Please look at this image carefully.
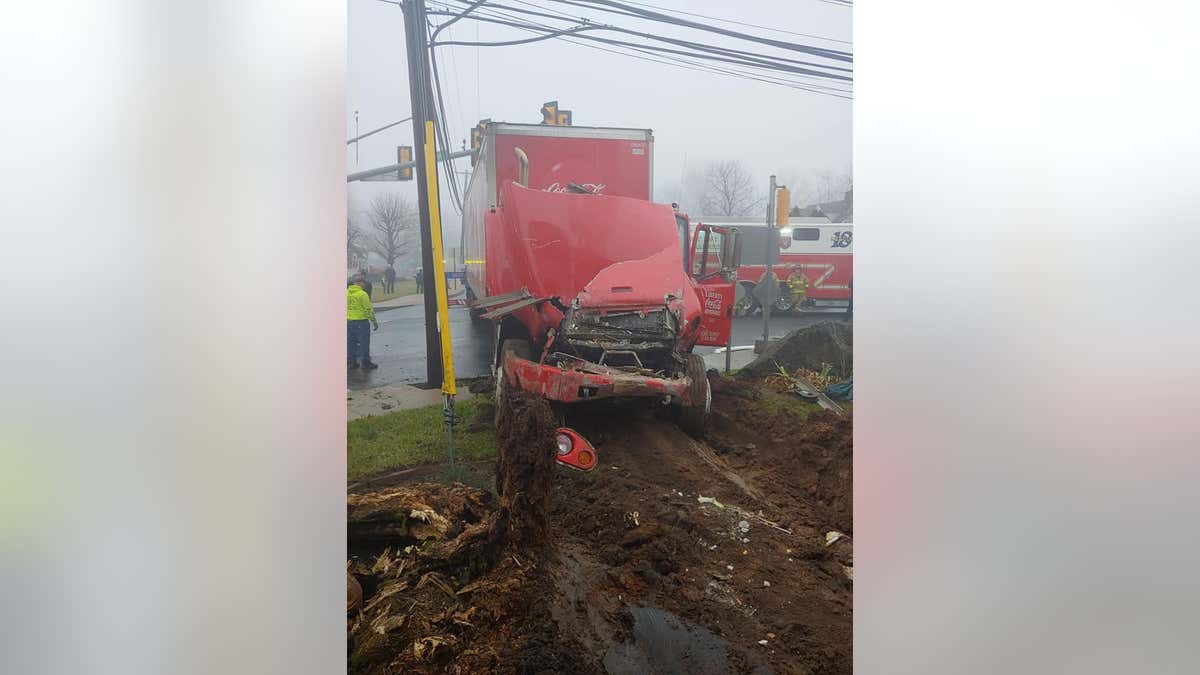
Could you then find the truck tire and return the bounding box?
[739,281,761,316]
[678,353,711,438]
[494,338,532,427]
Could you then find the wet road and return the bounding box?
[347,304,494,390]
[349,304,850,389]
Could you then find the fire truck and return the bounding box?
[694,218,853,315]
[461,121,742,466]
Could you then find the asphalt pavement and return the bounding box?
[349,305,850,390]
[347,304,494,391]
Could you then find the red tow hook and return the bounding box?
[554,427,597,471]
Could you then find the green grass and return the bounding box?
[347,397,496,481]
[759,389,826,420]
[367,278,418,303]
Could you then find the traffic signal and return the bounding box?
[397,145,413,181]
[469,119,490,166]
[540,100,558,125]
[540,101,572,126]
[775,186,791,227]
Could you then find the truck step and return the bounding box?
[480,296,546,320]
[470,287,532,309]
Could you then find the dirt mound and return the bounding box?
[348,374,852,674]
[740,321,852,379]
[708,384,854,535]
[543,391,853,675]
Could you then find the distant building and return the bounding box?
[795,188,853,223]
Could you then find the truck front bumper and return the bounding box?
[503,354,694,405]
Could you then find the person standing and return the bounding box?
[384,266,396,294]
[347,277,379,370]
[357,268,373,299]
[414,267,423,295]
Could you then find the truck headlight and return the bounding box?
[556,432,573,456]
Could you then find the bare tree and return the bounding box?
[367,193,416,271]
[814,170,853,205]
[347,217,367,269]
[699,160,761,217]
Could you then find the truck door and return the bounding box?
[690,224,740,347]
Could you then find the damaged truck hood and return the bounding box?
[493,183,696,310]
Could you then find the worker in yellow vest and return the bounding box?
[347,276,379,370]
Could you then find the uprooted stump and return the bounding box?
[493,389,557,547]
[348,484,492,544]
[347,390,560,673]
[740,320,852,379]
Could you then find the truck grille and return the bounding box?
[559,308,677,373]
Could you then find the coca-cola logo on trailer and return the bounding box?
[543,182,607,195]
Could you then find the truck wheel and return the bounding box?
[494,338,532,427]
[678,353,711,438]
[739,282,761,316]
[771,295,795,316]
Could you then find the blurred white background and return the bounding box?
[0,1,1197,673]
[1,2,345,673]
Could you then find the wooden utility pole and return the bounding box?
[402,0,443,387]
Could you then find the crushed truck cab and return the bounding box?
[461,122,741,444]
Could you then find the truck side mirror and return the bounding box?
[720,228,741,271]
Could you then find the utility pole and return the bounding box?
[402,0,443,388]
[761,174,777,351]
[404,0,460,471]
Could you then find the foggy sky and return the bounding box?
[347,0,851,262]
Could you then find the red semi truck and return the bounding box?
[461,123,742,465]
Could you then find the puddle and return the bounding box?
[603,605,769,675]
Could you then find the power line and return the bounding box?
[426,16,467,214]
[556,32,852,98]
[583,0,852,45]
[427,1,851,98]
[428,0,851,96]
[430,0,487,40]
[492,4,851,94]
[434,22,601,47]
[430,8,852,82]
[544,0,852,62]
[435,0,852,76]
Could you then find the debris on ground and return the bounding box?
[739,321,852,379]
[348,371,852,674]
[824,378,853,401]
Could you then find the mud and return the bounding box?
[348,374,852,674]
[740,321,852,379]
